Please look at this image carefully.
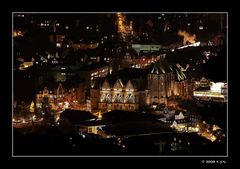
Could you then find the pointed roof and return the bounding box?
[175,66,187,81]
[175,112,185,120]
[101,79,111,90]
[113,78,124,89]
[150,60,173,74]
[151,65,160,74]
[200,76,208,82]
[125,80,134,90]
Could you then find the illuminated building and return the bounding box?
[36,83,65,110]
[132,44,161,54]
[193,80,227,102]
[90,68,149,112]
[91,78,144,112]
[116,13,132,41]
[122,52,162,69]
[36,83,81,111]
[194,76,210,88]
[19,61,34,70]
[91,61,193,111]
[69,41,99,51]
[147,61,176,105]
[174,79,194,99]
[148,60,194,105]
[55,35,66,48]
[18,57,35,70]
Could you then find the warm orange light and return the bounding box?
[98,112,102,119]
[178,30,196,45]
[116,13,132,41]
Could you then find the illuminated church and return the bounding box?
[90,60,190,112]
[147,60,190,105]
[90,68,148,112]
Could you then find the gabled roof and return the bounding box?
[125,80,134,90]
[150,60,187,81]
[94,68,148,91]
[113,79,124,89]
[101,79,111,90]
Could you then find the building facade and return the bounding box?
[36,83,83,112]
[91,78,147,112]
[147,62,176,105]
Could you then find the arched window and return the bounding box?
[113,93,123,103]
[101,93,111,103]
[125,93,134,103]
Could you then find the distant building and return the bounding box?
[132,44,161,54]
[69,41,99,51]
[193,79,227,102]
[194,76,210,89]
[36,83,82,111]
[77,62,109,89]
[122,54,161,69]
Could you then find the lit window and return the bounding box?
[56,43,61,47]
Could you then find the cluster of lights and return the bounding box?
[177,42,200,49]
[116,13,132,41]
[13,30,24,37]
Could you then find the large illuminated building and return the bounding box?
[91,78,144,112]
[90,60,192,112]
[148,60,192,105]
[90,68,148,111]
[90,68,148,112]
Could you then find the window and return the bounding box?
[125,93,134,103]
[114,93,123,103]
[101,93,111,103]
